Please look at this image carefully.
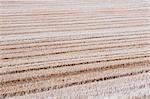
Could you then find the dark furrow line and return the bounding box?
[0,41,149,59]
[0,55,149,76]
[1,43,149,60]
[1,15,150,25]
[1,6,148,12]
[1,8,149,17]
[1,1,119,5]
[1,23,149,36]
[1,18,149,28]
[1,64,149,98]
[1,46,148,68]
[0,12,79,17]
[1,36,150,53]
[1,37,150,56]
[1,21,148,31]
[1,12,148,21]
[1,4,149,9]
[1,14,149,25]
[1,29,149,43]
[1,59,149,87]
[3,1,128,5]
[3,49,148,67]
[1,1,150,99]
[1,2,147,5]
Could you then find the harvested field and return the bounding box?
[0,0,150,99]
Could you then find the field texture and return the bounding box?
[0,0,150,99]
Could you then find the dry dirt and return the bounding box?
[0,0,150,99]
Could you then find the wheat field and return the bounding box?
[0,0,150,99]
